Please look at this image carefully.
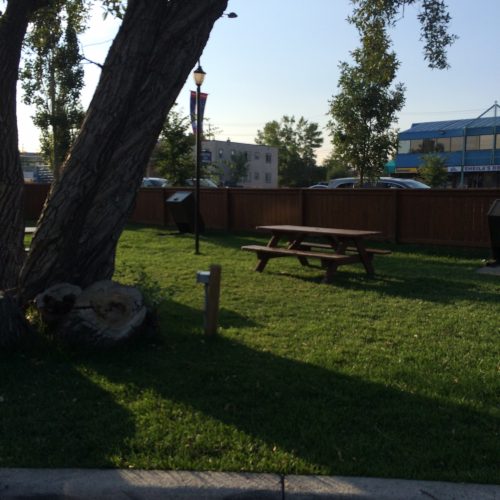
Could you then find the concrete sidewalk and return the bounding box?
[0,469,498,499]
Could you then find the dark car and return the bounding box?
[328,177,430,189]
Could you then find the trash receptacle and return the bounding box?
[166,191,204,234]
[487,199,500,265]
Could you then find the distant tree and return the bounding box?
[21,0,88,181]
[224,151,249,186]
[255,115,323,187]
[203,119,222,141]
[418,153,448,187]
[322,154,352,179]
[327,15,405,185]
[151,106,195,185]
[308,165,328,185]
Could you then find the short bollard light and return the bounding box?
[196,264,221,336]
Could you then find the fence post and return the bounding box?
[393,190,400,244]
[224,188,230,231]
[299,188,305,225]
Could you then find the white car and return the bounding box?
[308,183,328,189]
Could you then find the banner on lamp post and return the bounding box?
[190,90,208,134]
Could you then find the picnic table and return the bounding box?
[241,224,390,283]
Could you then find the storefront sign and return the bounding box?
[201,150,212,164]
[395,167,418,173]
[447,165,500,173]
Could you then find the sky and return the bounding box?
[16,0,500,163]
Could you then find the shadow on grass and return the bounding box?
[0,347,135,468]
[259,258,499,305]
[79,300,499,483]
[2,298,497,482]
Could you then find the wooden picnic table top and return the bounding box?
[256,225,381,238]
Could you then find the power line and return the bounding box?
[399,108,485,116]
[81,38,114,48]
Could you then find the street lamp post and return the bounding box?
[193,64,206,255]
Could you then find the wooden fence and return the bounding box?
[24,184,500,248]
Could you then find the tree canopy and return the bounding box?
[327,14,405,183]
[256,116,323,187]
[21,0,88,180]
[150,106,195,186]
[351,0,457,70]
[418,153,449,187]
[223,151,249,187]
[327,0,456,184]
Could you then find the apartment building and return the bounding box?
[202,139,278,188]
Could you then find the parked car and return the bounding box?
[142,177,169,187]
[308,183,328,189]
[328,177,430,189]
[184,178,218,188]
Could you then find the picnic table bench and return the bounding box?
[241,225,390,283]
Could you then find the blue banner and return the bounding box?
[190,91,208,134]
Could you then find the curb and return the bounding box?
[0,469,498,499]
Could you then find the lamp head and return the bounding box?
[193,65,206,86]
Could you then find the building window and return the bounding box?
[218,148,224,158]
[479,134,494,150]
[254,172,260,180]
[421,139,435,153]
[496,134,500,149]
[466,136,480,151]
[265,172,272,183]
[231,150,236,157]
[410,139,422,153]
[450,137,463,152]
[265,153,272,163]
[254,152,260,160]
[410,139,435,153]
[398,140,410,154]
[435,138,450,152]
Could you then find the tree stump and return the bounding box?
[34,280,149,350]
[0,291,32,351]
[34,283,82,325]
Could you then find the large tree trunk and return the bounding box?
[19,0,228,303]
[0,0,51,290]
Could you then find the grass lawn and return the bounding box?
[1,226,499,483]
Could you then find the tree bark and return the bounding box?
[0,291,33,350]
[0,0,52,290]
[19,0,228,303]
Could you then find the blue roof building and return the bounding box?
[395,103,500,187]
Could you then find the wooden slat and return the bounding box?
[299,241,392,255]
[241,245,359,263]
